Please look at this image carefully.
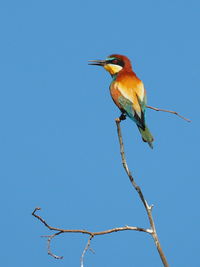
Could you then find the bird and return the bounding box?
[89,54,154,149]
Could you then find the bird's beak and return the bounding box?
[88,60,106,66]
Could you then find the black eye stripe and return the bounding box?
[107,58,124,67]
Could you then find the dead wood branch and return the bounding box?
[115,117,169,267]
[32,104,191,266]
[147,105,191,122]
[32,207,151,266]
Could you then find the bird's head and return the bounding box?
[89,54,132,76]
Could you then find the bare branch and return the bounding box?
[32,207,151,264]
[80,235,93,267]
[147,105,191,122]
[33,106,183,266]
[115,117,169,267]
[32,208,149,235]
[47,232,63,259]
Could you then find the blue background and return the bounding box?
[0,1,199,266]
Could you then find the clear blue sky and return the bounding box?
[0,1,199,266]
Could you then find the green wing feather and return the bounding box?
[118,95,145,129]
[118,94,154,148]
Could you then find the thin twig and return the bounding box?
[32,208,151,236]
[147,105,191,122]
[115,118,169,267]
[47,232,63,259]
[32,208,151,265]
[32,208,150,235]
[80,235,94,267]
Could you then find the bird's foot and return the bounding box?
[115,114,126,123]
[119,114,126,121]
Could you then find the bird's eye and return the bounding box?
[112,59,118,64]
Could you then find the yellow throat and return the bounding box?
[104,64,123,75]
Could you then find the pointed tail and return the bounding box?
[138,125,154,149]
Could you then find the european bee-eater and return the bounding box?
[89,54,154,148]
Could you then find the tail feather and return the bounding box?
[138,125,154,149]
